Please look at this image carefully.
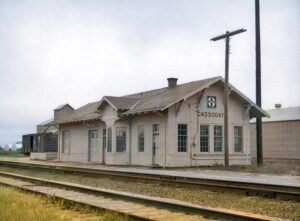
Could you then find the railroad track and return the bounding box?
[0,171,286,221]
[0,160,299,201]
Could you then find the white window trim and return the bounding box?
[199,124,210,154]
[107,127,113,153]
[232,125,244,154]
[213,124,224,154]
[116,127,127,153]
[137,125,145,153]
[177,123,188,153]
[176,122,189,154]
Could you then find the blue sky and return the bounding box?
[0,0,299,146]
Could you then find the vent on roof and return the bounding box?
[275,103,282,109]
[167,78,178,88]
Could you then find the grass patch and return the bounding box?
[0,185,134,221]
[0,150,24,158]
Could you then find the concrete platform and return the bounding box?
[30,152,57,160]
[1,156,300,188]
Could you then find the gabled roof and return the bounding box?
[50,76,269,125]
[122,76,269,118]
[218,77,269,118]
[122,77,219,115]
[54,103,74,111]
[97,96,139,111]
[48,101,101,125]
[37,118,54,126]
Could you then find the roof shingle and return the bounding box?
[49,76,268,125]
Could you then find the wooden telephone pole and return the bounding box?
[211,28,246,167]
[255,0,263,167]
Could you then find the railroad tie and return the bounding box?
[0,176,212,221]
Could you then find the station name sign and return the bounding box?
[198,112,224,118]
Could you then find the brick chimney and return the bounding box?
[167,78,178,88]
[275,103,282,109]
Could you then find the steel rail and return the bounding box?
[0,160,299,201]
[0,171,286,221]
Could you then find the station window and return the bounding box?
[207,96,217,108]
[102,128,106,150]
[138,125,144,152]
[214,125,223,152]
[62,130,71,153]
[152,124,160,156]
[107,127,112,152]
[116,127,126,152]
[178,124,187,152]
[234,126,243,152]
[200,125,209,152]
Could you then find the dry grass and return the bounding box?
[0,185,133,221]
[0,166,299,220]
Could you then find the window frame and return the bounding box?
[102,128,107,150]
[152,124,160,156]
[107,127,112,152]
[234,126,243,153]
[177,124,188,152]
[137,125,145,152]
[207,96,217,109]
[213,125,223,152]
[116,127,126,152]
[200,124,210,152]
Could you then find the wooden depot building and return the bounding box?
[47,76,268,167]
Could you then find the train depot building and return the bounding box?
[48,76,268,167]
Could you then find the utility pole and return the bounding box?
[211,28,246,167]
[255,0,263,167]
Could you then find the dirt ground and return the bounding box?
[178,159,300,176]
[1,153,299,176]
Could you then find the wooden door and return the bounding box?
[88,130,99,162]
[152,124,160,165]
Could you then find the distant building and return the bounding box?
[251,105,300,161]
[11,142,22,151]
[11,144,17,151]
[4,144,10,151]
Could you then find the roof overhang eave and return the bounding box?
[216,77,270,118]
[48,117,102,126]
[45,122,59,126]
[250,105,270,118]
[122,108,162,116]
